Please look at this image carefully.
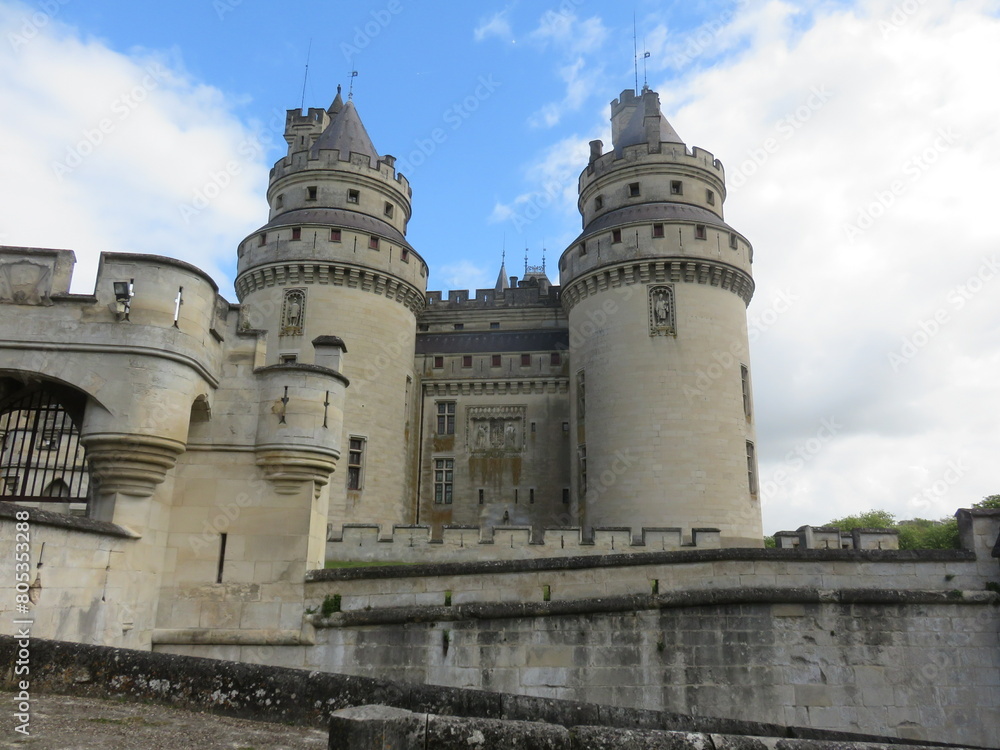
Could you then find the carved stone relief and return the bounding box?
[0,259,54,305]
[466,405,526,455]
[280,288,306,336]
[648,284,676,336]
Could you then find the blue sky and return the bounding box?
[2,0,1000,533]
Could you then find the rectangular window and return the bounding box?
[520,354,531,367]
[562,488,570,505]
[437,402,456,434]
[307,186,317,201]
[279,354,297,364]
[258,233,267,246]
[489,321,500,329]
[550,352,561,365]
[462,355,472,368]
[514,489,519,504]
[276,194,284,208]
[347,437,366,490]
[347,189,359,204]
[706,189,715,205]
[529,488,535,504]
[434,458,454,504]
[291,227,301,241]
[491,354,501,367]
[695,224,707,240]
[369,236,380,250]
[670,180,683,195]
[746,441,758,495]
[729,233,738,249]
[384,202,394,218]
[433,356,443,368]
[454,323,464,330]
[741,365,752,418]
[401,248,409,262]
[478,488,484,505]
[628,182,640,197]
[594,195,604,210]
[612,229,622,244]
[653,223,664,238]
[530,421,536,433]
[331,229,342,242]
[578,242,587,256]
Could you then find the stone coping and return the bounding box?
[0,501,138,538]
[254,362,350,387]
[307,547,976,582]
[0,636,973,747]
[309,587,1000,629]
[101,252,220,292]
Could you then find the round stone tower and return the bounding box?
[558,87,762,546]
[235,88,427,527]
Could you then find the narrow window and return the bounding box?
[384,202,394,218]
[576,370,586,419]
[347,189,360,204]
[530,421,537,433]
[306,186,317,201]
[276,194,284,208]
[562,421,569,432]
[433,356,444,368]
[741,365,752,418]
[706,189,716,205]
[437,402,456,434]
[462,355,472,368]
[746,441,758,495]
[729,233,739,249]
[653,223,664,238]
[578,445,587,497]
[520,354,531,367]
[529,488,535,504]
[578,242,587,256]
[612,229,622,244]
[369,236,380,250]
[173,286,183,327]
[401,248,409,262]
[478,488,484,505]
[491,354,501,367]
[258,233,267,246]
[628,182,640,197]
[331,229,342,242]
[291,227,301,241]
[216,533,227,583]
[454,323,464,330]
[670,180,683,195]
[514,489,519,504]
[695,224,707,240]
[594,195,604,210]
[434,458,454,504]
[562,488,570,504]
[550,352,561,365]
[489,321,500,329]
[347,437,366,490]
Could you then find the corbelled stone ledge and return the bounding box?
[0,636,978,748]
[0,500,138,538]
[309,587,1000,628]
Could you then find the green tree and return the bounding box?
[825,509,897,531]
[974,494,1000,509]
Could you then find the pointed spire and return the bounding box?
[495,259,509,293]
[613,88,683,153]
[311,99,379,163]
[328,84,343,115]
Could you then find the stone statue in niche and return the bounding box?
[281,288,306,336]
[466,405,526,455]
[475,423,489,451]
[648,284,676,336]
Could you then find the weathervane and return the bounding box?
[348,69,358,100]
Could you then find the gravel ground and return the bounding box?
[0,691,328,749]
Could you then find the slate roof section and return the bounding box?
[259,208,411,248]
[577,203,735,243]
[416,329,569,355]
[310,100,379,163]
[614,91,684,152]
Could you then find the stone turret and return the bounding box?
[235,91,428,529]
[558,88,761,546]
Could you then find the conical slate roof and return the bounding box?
[495,262,509,293]
[614,91,684,152]
[328,85,344,115]
[311,100,379,162]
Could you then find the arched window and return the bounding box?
[0,382,90,508]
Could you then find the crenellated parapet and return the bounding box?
[774,525,900,551]
[327,523,723,562]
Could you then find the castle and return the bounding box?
[2,87,998,747]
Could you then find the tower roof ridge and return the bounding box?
[311,99,379,162]
[613,87,684,153]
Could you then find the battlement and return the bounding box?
[424,283,561,309]
[581,141,724,188]
[774,525,900,550]
[328,523,725,562]
[269,148,411,194]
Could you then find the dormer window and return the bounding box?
[306,186,317,201]
[347,189,360,204]
[628,182,640,197]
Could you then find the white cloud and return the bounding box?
[434,260,493,293]
[653,0,1000,531]
[474,10,513,42]
[0,1,270,298]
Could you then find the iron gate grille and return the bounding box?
[0,388,90,504]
